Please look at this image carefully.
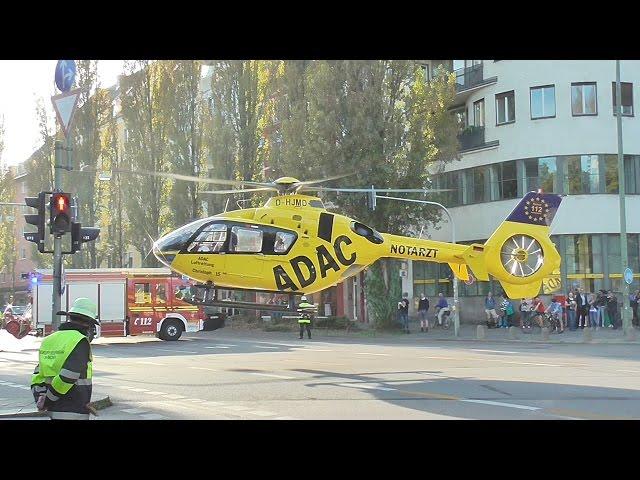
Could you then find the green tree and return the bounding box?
[0,120,18,293]
[120,61,172,266]
[164,60,205,227]
[68,60,113,268]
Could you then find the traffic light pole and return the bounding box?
[51,140,64,331]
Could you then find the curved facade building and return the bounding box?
[408,60,640,317]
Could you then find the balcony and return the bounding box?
[454,64,498,102]
[458,126,499,153]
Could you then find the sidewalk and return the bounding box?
[192,321,640,345]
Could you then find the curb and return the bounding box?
[0,395,112,419]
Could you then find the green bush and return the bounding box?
[264,323,295,332]
[314,316,358,330]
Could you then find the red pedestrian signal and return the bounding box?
[50,192,71,235]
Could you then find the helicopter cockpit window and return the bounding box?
[230,226,263,253]
[350,221,384,244]
[274,231,296,253]
[187,224,227,253]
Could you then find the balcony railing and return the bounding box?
[455,64,484,93]
[458,126,485,151]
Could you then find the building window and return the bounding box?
[20,248,26,259]
[496,90,515,125]
[530,85,556,119]
[612,82,633,116]
[566,155,599,194]
[525,157,557,193]
[420,64,429,82]
[500,161,518,199]
[605,155,619,193]
[571,82,597,116]
[472,166,486,203]
[566,234,603,275]
[452,106,468,129]
[473,99,485,127]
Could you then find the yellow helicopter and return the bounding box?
[150,173,563,308]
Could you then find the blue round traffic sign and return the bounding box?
[55,60,76,92]
[624,267,633,285]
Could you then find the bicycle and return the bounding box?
[434,307,451,329]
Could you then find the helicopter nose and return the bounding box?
[153,218,209,267]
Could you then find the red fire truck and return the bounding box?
[32,268,208,341]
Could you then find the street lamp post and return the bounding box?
[615,60,632,332]
[376,195,460,337]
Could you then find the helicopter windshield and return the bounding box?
[187,224,227,253]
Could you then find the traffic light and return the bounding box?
[50,192,71,235]
[68,222,100,254]
[24,192,46,253]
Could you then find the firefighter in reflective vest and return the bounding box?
[297,296,315,339]
[31,298,100,420]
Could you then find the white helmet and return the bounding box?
[301,296,308,302]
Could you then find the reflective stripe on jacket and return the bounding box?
[31,328,93,416]
[297,302,315,323]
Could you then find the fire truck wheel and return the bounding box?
[159,319,183,341]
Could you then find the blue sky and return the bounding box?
[0,60,125,167]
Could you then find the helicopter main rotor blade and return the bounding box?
[295,172,356,187]
[111,168,270,188]
[304,187,455,193]
[200,187,277,195]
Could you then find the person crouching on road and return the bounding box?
[297,296,315,339]
[31,298,99,420]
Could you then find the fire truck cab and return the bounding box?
[32,268,206,341]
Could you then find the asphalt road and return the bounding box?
[2,330,640,420]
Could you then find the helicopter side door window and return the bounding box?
[274,231,296,253]
[229,226,263,253]
[187,224,227,253]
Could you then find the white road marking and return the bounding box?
[144,391,169,396]
[249,373,294,379]
[153,348,198,354]
[252,342,301,348]
[189,366,217,371]
[137,361,167,366]
[205,346,229,349]
[122,408,147,414]
[421,356,462,360]
[337,383,397,391]
[461,399,541,411]
[128,388,150,392]
[617,369,640,373]
[298,348,333,352]
[274,416,297,420]
[254,345,278,349]
[162,393,187,400]
[355,352,390,357]
[248,410,277,417]
[139,413,166,420]
[212,344,237,347]
[224,405,251,411]
[472,349,521,354]
[185,398,207,403]
[115,385,137,390]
